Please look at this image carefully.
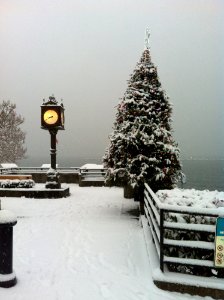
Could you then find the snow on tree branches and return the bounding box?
[103,44,183,191]
[0,100,26,163]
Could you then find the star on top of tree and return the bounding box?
[144,28,150,50]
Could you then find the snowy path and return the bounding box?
[0,185,208,300]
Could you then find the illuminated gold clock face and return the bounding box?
[43,109,59,125]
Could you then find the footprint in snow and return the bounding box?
[100,283,111,298]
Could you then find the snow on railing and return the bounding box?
[79,167,106,180]
[143,183,221,277]
[144,183,224,216]
[0,166,107,185]
[0,167,80,174]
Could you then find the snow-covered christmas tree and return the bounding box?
[103,30,182,192]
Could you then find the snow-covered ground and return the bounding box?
[0,185,217,300]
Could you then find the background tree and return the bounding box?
[0,100,26,163]
[103,30,182,192]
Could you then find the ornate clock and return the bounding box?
[41,96,65,130]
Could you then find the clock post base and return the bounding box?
[45,181,61,189]
[45,169,61,189]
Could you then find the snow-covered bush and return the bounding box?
[0,179,35,188]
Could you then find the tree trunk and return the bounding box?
[134,185,145,214]
[134,185,144,202]
[123,184,134,198]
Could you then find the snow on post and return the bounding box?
[0,209,17,288]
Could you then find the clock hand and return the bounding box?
[45,115,53,121]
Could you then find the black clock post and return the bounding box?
[50,128,58,170]
[41,95,65,189]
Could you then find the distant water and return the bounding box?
[19,157,224,192]
[179,160,224,192]
[19,156,102,168]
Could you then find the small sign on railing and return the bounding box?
[215,217,224,267]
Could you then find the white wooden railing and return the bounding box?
[143,183,223,277]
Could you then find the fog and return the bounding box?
[0,0,223,166]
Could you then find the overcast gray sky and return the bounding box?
[0,0,224,165]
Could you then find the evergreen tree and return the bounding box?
[0,100,27,163]
[103,30,182,191]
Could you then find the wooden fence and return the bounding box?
[0,167,80,174]
[0,166,108,186]
[79,168,106,187]
[143,183,224,277]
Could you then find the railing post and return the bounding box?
[140,186,145,215]
[135,184,145,215]
[160,208,164,272]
